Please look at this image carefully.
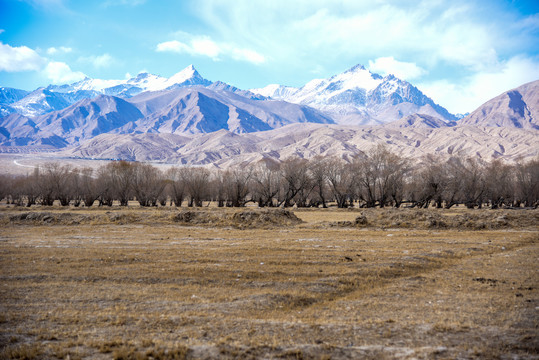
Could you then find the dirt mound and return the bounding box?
[2,208,302,228]
[171,209,302,228]
[6,211,102,225]
[330,208,539,230]
[231,209,302,228]
[172,211,219,225]
[3,211,148,225]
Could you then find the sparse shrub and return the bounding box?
[0,343,43,359]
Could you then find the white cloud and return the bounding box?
[156,40,191,54]
[0,41,88,85]
[0,42,45,72]
[190,37,221,59]
[194,0,537,77]
[79,53,116,68]
[46,46,73,55]
[368,57,426,80]
[230,48,265,65]
[157,37,222,60]
[419,55,539,114]
[43,61,86,84]
[156,34,265,64]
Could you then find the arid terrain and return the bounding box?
[0,206,537,359]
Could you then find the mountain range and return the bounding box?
[0,64,538,166]
[251,65,457,125]
[0,64,454,125]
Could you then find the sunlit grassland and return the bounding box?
[0,207,537,359]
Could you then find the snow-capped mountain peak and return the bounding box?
[325,64,383,92]
[282,64,384,108]
[169,64,196,81]
[46,64,209,95]
[3,63,456,127]
[5,65,213,117]
[251,64,456,125]
[167,64,210,88]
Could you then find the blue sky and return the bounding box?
[0,0,538,113]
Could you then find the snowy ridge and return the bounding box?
[1,65,212,117]
[48,64,210,94]
[250,65,455,125]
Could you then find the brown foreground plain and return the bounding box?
[0,205,537,359]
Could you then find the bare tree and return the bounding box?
[309,156,331,208]
[514,157,539,208]
[182,167,210,207]
[352,145,409,208]
[132,163,166,207]
[384,153,409,208]
[279,157,314,207]
[408,155,448,208]
[105,161,135,206]
[79,168,100,207]
[69,168,83,207]
[251,161,281,207]
[210,170,224,207]
[37,163,74,206]
[353,154,377,208]
[96,165,114,206]
[0,175,11,203]
[166,167,186,207]
[223,167,253,207]
[484,159,514,208]
[460,157,486,209]
[442,157,465,209]
[10,169,40,207]
[326,158,354,208]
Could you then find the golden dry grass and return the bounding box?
[0,206,537,359]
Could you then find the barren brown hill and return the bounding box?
[459,79,539,129]
[61,122,539,166]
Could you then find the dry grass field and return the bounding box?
[0,206,537,359]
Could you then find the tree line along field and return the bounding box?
[0,145,538,210]
[0,206,537,359]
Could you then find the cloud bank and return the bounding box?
[0,42,45,72]
[156,33,265,65]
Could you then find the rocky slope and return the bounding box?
[459,80,539,129]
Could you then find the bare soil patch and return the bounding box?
[0,207,537,359]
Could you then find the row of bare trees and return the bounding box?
[1,146,538,209]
